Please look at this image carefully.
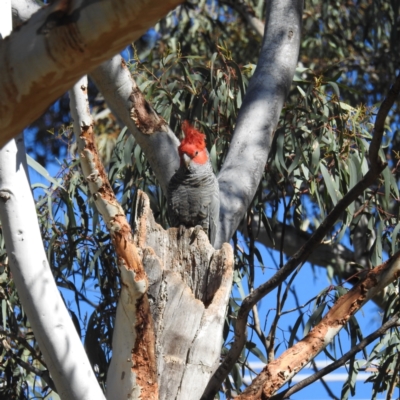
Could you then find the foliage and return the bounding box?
[3,0,400,398]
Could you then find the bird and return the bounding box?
[167,121,219,246]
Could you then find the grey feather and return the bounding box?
[167,152,219,246]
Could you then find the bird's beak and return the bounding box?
[182,153,191,169]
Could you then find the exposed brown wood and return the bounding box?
[237,252,400,400]
[70,80,158,399]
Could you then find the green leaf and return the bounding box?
[276,132,287,172]
[2,300,6,331]
[320,162,338,205]
[304,302,326,336]
[328,81,340,97]
[246,341,267,364]
[287,148,301,176]
[391,223,400,255]
[27,155,64,190]
[288,313,304,348]
[231,363,242,391]
[381,166,391,205]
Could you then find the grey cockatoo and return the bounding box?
[167,121,220,246]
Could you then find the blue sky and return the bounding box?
[27,153,393,400]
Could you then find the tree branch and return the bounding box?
[203,72,400,400]
[270,313,400,400]
[215,0,303,248]
[89,56,180,194]
[10,0,181,194]
[0,4,105,399]
[220,0,264,37]
[0,0,183,145]
[252,217,390,309]
[69,76,158,399]
[0,140,107,400]
[248,217,355,271]
[237,255,400,399]
[15,356,57,392]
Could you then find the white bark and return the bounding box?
[90,56,180,194]
[70,76,158,400]
[11,0,40,26]
[0,6,105,399]
[215,0,303,248]
[0,0,12,39]
[135,192,233,400]
[0,139,105,400]
[107,266,149,400]
[70,77,234,399]
[0,0,182,146]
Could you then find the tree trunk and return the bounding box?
[0,0,183,145]
[0,135,106,400]
[126,191,233,400]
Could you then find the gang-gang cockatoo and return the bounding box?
[167,121,219,246]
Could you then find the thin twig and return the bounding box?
[251,305,268,355]
[0,329,46,368]
[15,356,57,392]
[270,314,400,400]
[219,0,265,37]
[202,73,400,400]
[309,358,339,400]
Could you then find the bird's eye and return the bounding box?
[194,151,199,156]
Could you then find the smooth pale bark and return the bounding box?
[10,0,180,194]
[0,0,12,38]
[0,140,106,400]
[11,0,40,25]
[0,6,105,399]
[70,76,158,400]
[215,0,303,248]
[237,252,400,399]
[134,191,233,400]
[0,0,183,146]
[90,56,180,194]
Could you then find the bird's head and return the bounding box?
[178,121,208,169]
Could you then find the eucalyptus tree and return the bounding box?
[0,1,400,400]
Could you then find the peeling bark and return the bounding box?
[90,55,180,194]
[70,77,158,400]
[134,191,233,400]
[0,5,105,399]
[271,314,400,400]
[205,73,400,400]
[70,76,233,400]
[237,252,400,400]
